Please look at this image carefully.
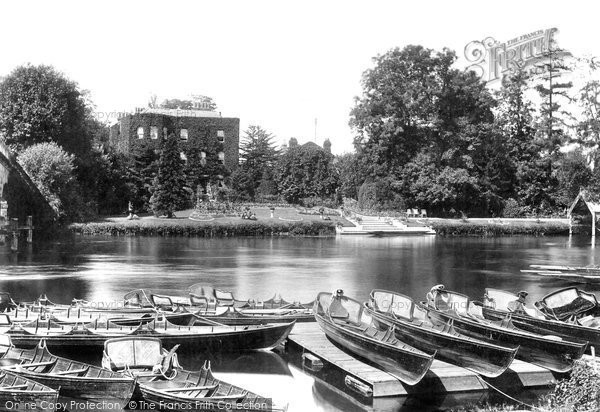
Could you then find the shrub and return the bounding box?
[358,182,377,210]
[543,360,600,411]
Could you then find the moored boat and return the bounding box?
[0,314,294,352]
[102,337,287,411]
[364,289,518,377]
[188,285,313,310]
[0,337,135,407]
[482,288,600,353]
[314,290,435,385]
[0,369,58,411]
[425,286,587,373]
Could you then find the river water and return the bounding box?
[0,234,598,411]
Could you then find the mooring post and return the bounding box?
[26,216,33,243]
[10,218,18,252]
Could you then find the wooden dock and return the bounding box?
[286,322,557,397]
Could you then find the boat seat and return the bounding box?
[54,367,89,376]
[329,300,349,320]
[162,384,218,393]
[1,384,28,390]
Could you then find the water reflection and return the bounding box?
[1,234,600,410]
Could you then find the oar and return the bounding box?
[3,360,56,369]
[189,312,227,327]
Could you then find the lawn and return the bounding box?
[101,206,350,227]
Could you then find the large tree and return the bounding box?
[274,142,338,204]
[232,125,279,200]
[349,45,497,216]
[17,142,87,221]
[0,64,92,156]
[149,134,187,217]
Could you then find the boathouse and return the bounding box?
[568,190,600,236]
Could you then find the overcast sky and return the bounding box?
[0,0,598,154]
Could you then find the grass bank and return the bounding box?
[429,219,569,237]
[69,207,340,237]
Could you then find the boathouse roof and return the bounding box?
[568,190,600,216]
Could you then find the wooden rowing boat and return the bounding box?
[0,337,135,407]
[0,370,58,411]
[482,288,600,354]
[364,289,518,377]
[0,314,295,352]
[123,289,315,325]
[188,285,313,310]
[425,287,587,373]
[315,290,434,385]
[102,337,287,411]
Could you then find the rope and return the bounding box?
[474,374,547,411]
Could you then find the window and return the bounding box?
[180,152,187,162]
[137,127,144,139]
[218,151,225,164]
[180,129,188,140]
[217,130,224,142]
[200,151,207,166]
[150,127,158,140]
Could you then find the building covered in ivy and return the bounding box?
[108,108,240,172]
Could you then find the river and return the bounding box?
[0,234,598,411]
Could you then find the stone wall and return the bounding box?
[0,142,56,230]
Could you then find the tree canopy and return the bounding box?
[0,64,93,156]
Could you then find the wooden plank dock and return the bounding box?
[286,323,557,397]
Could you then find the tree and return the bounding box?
[274,142,338,204]
[349,45,497,215]
[530,48,575,151]
[572,57,600,166]
[95,151,137,215]
[553,150,592,208]
[17,142,85,221]
[0,64,92,156]
[149,134,187,217]
[335,152,366,200]
[159,96,217,111]
[233,125,279,200]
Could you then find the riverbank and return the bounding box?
[429,219,569,236]
[67,208,570,237]
[68,207,341,237]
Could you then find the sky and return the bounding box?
[0,0,599,154]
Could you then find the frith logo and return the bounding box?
[464,28,569,82]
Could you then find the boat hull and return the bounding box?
[315,313,433,385]
[2,345,135,408]
[366,307,517,377]
[0,371,58,412]
[482,306,600,354]
[164,310,314,326]
[426,308,586,373]
[1,321,295,352]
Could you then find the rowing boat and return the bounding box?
[0,337,135,407]
[0,369,58,411]
[364,289,518,377]
[482,288,600,353]
[0,314,295,352]
[102,337,287,411]
[425,287,587,372]
[124,289,315,325]
[189,285,313,310]
[315,290,434,385]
